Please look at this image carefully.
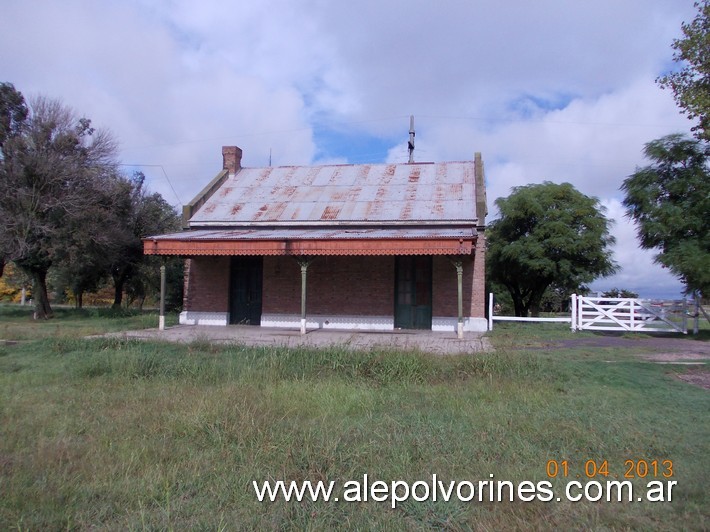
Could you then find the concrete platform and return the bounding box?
[102,325,492,355]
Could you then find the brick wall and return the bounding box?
[471,233,486,317]
[432,255,468,317]
[261,257,300,314]
[262,256,394,316]
[429,236,486,319]
[183,250,486,320]
[183,257,230,312]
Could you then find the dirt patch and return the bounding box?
[555,336,710,355]
[642,352,709,362]
[553,336,710,364]
[676,370,710,390]
[548,335,710,390]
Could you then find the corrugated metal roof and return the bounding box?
[188,161,477,227]
[149,227,476,242]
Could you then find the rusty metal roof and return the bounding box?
[188,161,478,227]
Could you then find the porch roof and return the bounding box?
[143,227,476,256]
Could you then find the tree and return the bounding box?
[0,83,28,280]
[0,82,28,148]
[602,288,639,299]
[51,170,127,308]
[126,256,184,311]
[487,182,617,317]
[0,262,31,302]
[657,1,710,142]
[621,134,709,298]
[540,284,582,313]
[108,172,181,308]
[0,84,119,318]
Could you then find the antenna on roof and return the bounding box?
[408,115,415,163]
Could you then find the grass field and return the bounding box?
[0,306,708,530]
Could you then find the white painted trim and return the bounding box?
[261,313,395,331]
[180,311,488,333]
[432,316,488,333]
[573,295,688,334]
[261,314,487,333]
[179,311,229,326]
[492,316,570,323]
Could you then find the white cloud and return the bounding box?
[0,0,699,297]
[589,199,685,299]
[305,0,692,125]
[0,0,318,204]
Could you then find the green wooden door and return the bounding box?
[229,257,263,325]
[394,256,432,329]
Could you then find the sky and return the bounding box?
[0,0,700,299]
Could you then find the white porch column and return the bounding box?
[448,258,465,339]
[159,263,166,330]
[296,258,314,335]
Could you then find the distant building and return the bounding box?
[143,146,488,334]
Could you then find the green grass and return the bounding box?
[0,314,708,530]
[0,304,178,341]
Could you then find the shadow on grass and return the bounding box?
[0,304,156,319]
[489,321,709,352]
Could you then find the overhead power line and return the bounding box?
[119,164,182,205]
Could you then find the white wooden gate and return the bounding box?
[572,295,687,334]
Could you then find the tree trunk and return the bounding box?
[507,284,528,317]
[76,291,83,309]
[112,269,128,309]
[31,269,53,319]
[530,301,541,317]
[511,295,528,317]
[113,278,124,308]
[528,286,549,317]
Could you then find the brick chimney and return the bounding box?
[222,146,243,174]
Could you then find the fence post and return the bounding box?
[570,294,577,332]
[488,293,494,331]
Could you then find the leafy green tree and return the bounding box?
[601,288,639,299]
[487,182,617,317]
[621,134,709,298]
[126,256,184,311]
[0,262,31,302]
[51,171,128,308]
[0,82,28,148]
[657,1,710,142]
[0,85,118,318]
[539,284,582,313]
[108,172,181,308]
[0,82,29,280]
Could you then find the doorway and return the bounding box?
[394,256,432,329]
[229,256,263,325]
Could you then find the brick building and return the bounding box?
[144,146,488,334]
